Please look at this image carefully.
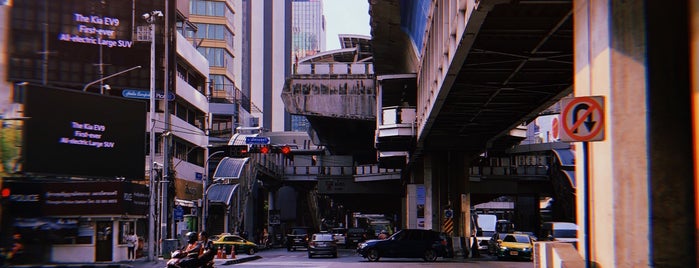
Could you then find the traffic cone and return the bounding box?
[231,245,236,259]
[217,245,223,259]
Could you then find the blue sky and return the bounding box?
[323,0,371,50]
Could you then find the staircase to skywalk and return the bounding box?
[210,152,285,234]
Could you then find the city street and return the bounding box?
[228,248,534,268]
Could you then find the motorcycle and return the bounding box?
[166,250,188,268]
[166,249,215,268]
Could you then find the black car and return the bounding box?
[346,227,367,248]
[356,229,448,262]
[286,227,312,251]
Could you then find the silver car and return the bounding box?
[308,233,338,258]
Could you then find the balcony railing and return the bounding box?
[293,62,374,76]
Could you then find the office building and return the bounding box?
[0,0,209,262]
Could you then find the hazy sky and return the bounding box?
[323,0,371,51]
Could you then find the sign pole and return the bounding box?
[583,141,591,268]
[559,96,604,267]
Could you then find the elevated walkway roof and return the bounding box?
[207,183,238,205]
[213,157,249,180]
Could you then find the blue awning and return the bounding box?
[206,183,238,205]
[213,157,249,180]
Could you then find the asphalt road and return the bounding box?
[231,248,534,268]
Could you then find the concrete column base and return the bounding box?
[534,242,585,268]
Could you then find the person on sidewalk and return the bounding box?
[126,231,138,261]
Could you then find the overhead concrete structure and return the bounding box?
[282,35,377,163]
[370,0,573,240]
[370,0,698,266]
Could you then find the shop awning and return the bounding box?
[213,157,249,180]
[206,183,238,205]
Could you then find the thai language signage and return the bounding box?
[5,181,149,217]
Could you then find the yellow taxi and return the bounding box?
[494,233,533,261]
[212,234,258,255]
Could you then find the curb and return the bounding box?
[219,255,262,266]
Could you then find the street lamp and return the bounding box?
[202,150,225,231]
[81,65,142,93]
[144,9,162,262]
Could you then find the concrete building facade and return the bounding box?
[246,0,292,132]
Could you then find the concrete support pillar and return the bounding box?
[268,190,276,240]
[574,0,696,266]
[447,152,470,238]
[423,154,435,230]
[243,188,255,240]
[514,194,539,233]
[646,1,696,265]
[423,152,472,238]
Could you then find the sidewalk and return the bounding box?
[8,255,262,268]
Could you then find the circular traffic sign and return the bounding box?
[561,96,605,142]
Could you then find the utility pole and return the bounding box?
[143,10,163,262]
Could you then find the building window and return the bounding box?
[190,0,232,17]
[211,115,233,137]
[196,47,232,68]
[119,221,135,245]
[193,23,234,48]
[173,140,204,166]
[210,74,233,91]
[173,101,206,131]
[52,219,92,245]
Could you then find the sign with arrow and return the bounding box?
[245,136,270,145]
[559,96,605,142]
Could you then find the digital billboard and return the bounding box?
[23,85,146,180]
[8,0,166,92]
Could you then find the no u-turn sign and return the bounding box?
[559,96,605,142]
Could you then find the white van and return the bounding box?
[475,214,497,251]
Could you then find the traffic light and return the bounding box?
[247,145,292,158]
[279,145,291,155]
[229,145,248,157]
[248,145,270,154]
[274,145,293,160]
